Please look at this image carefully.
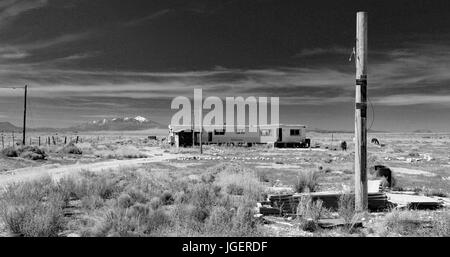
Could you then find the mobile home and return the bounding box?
[168,124,310,148]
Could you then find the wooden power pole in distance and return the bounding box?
[355,12,368,212]
[22,85,27,145]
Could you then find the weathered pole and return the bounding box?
[355,11,368,212]
[192,108,195,147]
[22,85,27,145]
[199,107,203,154]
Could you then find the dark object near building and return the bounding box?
[340,141,347,151]
[372,165,392,187]
[148,136,157,140]
[371,138,380,145]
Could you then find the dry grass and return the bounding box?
[383,210,450,236]
[93,145,147,159]
[0,162,265,237]
[294,170,320,193]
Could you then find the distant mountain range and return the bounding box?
[69,116,162,131]
[0,116,162,132]
[0,122,21,132]
[412,129,433,133]
[308,128,389,133]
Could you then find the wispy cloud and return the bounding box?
[0,0,48,27]
[122,9,172,27]
[0,31,93,63]
[293,46,351,58]
[374,94,450,106]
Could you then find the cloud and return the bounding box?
[293,46,351,58]
[122,9,172,27]
[374,94,450,106]
[0,31,93,63]
[0,0,48,26]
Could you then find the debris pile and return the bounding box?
[386,193,443,210]
[259,191,390,215]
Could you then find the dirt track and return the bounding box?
[0,148,183,188]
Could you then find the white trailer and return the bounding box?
[169,124,310,148]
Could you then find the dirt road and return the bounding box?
[0,148,184,188]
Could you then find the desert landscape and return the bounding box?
[0,0,449,243]
[0,129,448,237]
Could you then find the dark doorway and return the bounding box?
[208,132,213,142]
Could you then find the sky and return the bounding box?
[1,0,450,131]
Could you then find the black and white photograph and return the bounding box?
[0,0,449,244]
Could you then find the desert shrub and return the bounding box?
[0,177,66,237]
[205,206,233,234]
[338,193,356,228]
[189,184,218,222]
[1,201,64,237]
[173,191,188,204]
[61,174,120,201]
[74,142,93,153]
[150,197,162,210]
[80,195,104,210]
[231,203,259,236]
[296,195,324,222]
[144,209,171,234]
[126,187,147,204]
[160,191,174,205]
[128,202,151,218]
[1,147,18,157]
[102,209,140,236]
[117,193,133,209]
[201,173,215,184]
[226,184,244,195]
[2,146,47,160]
[60,143,82,155]
[295,195,325,232]
[214,167,265,202]
[424,189,448,197]
[114,145,147,159]
[294,170,320,193]
[431,212,450,236]
[93,149,116,159]
[170,203,203,235]
[384,210,424,236]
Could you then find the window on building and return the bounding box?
[290,129,300,136]
[236,129,245,134]
[214,129,225,135]
[260,129,271,136]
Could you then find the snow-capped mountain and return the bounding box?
[71,116,162,131]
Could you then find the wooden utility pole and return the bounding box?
[192,109,195,147]
[355,11,368,212]
[199,107,203,154]
[22,85,27,145]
